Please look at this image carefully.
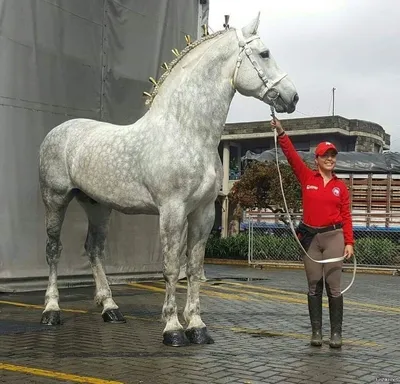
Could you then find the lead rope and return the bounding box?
[270,106,356,294]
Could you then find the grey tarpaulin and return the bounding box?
[0,0,208,291]
[243,149,400,173]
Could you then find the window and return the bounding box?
[253,147,268,154]
[293,141,310,152]
[374,143,381,153]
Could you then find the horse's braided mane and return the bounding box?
[145,29,229,106]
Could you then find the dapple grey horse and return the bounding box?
[38,13,298,346]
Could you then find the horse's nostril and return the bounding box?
[293,93,299,103]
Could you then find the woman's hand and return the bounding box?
[344,244,354,259]
[270,118,284,135]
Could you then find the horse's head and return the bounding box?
[232,13,299,114]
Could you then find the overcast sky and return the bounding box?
[208,0,400,151]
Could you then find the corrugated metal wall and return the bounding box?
[0,0,208,291]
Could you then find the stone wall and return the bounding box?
[355,136,383,153]
[223,115,351,134]
[348,119,387,142]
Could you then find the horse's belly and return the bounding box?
[74,178,158,215]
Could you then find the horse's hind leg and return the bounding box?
[183,200,215,344]
[76,193,125,323]
[160,203,189,346]
[41,189,73,325]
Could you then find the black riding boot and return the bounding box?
[328,294,343,348]
[307,293,322,346]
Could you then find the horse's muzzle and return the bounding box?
[286,93,299,114]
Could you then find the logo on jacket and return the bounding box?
[306,185,318,190]
[332,187,340,197]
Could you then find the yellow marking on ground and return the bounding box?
[342,300,400,313]
[218,281,307,296]
[0,362,124,384]
[203,283,390,312]
[210,325,380,347]
[178,282,316,306]
[215,281,400,314]
[0,297,158,324]
[122,314,378,347]
[149,280,393,313]
[124,315,160,323]
[128,281,259,302]
[0,300,87,313]
[176,283,259,302]
[1,280,396,316]
[0,294,382,348]
[127,282,166,293]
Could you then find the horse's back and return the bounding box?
[38,116,152,206]
[41,118,104,147]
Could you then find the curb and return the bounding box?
[204,258,399,276]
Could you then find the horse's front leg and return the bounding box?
[160,204,189,347]
[183,200,215,344]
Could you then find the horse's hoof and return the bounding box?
[102,309,126,323]
[163,330,190,347]
[185,327,214,344]
[40,310,61,325]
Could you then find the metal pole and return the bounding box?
[332,87,336,116]
[223,15,230,30]
[221,142,230,238]
[248,215,251,264]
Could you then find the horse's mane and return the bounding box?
[144,29,229,107]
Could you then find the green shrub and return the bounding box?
[206,233,400,266]
[354,237,398,266]
[205,233,302,261]
[252,235,302,261]
[205,233,248,260]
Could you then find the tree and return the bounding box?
[228,160,306,222]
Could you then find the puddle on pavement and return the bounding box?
[236,329,282,338]
[250,333,281,338]
[206,277,269,286]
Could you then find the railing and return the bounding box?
[245,211,400,270]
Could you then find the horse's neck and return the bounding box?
[148,32,238,148]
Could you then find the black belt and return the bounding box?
[296,222,342,252]
[302,223,342,234]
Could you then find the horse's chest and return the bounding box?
[189,165,220,203]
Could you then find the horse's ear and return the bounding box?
[242,12,261,37]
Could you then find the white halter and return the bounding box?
[232,28,288,101]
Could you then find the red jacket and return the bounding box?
[278,133,354,245]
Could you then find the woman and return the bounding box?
[271,118,354,348]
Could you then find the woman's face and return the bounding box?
[315,149,337,172]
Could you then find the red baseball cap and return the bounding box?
[315,141,338,156]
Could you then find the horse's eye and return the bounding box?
[260,50,270,59]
